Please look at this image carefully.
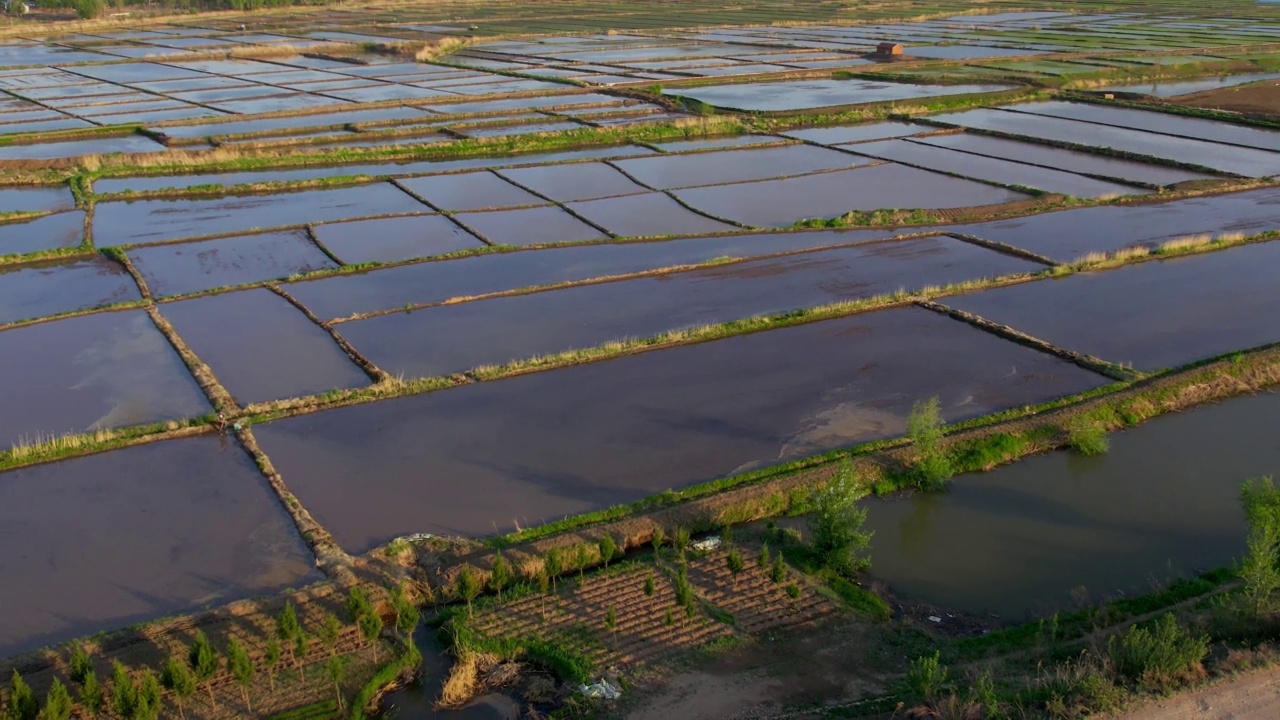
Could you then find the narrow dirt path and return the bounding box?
[1112,664,1280,720]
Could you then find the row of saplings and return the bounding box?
[1,585,422,720]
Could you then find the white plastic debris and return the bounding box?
[578,679,622,700]
[928,615,942,623]
[691,536,722,552]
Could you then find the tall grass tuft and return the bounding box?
[1067,418,1110,456]
[8,428,116,462]
[1107,613,1208,691]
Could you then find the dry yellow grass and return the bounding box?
[437,651,497,708]
[8,428,117,462]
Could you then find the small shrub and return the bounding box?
[1107,613,1209,691]
[1067,419,1110,456]
[908,397,953,489]
[643,574,655,597]
[769,553,787,584]
[6,670,38,720]
[785,584,801,599]
[906,652,950,703]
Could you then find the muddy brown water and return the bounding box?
[912,133,1216,187]
[0,309,209,444]
[0,211,85,256]
[954,185,1280,261]
[337,235,1041,379]
[313,215,486,265]
[928,108,1280,178]
[675,164,1028,227]
[0,255,140,324]
[255,307,1106,553]
[287,229,903,321]
[0,434,320,658]
[93,184,427,246]
[945,238,1280,371]
[160,289,369,405]
[454,206,608,246]
[865,390,1280,620]
[128,230,337,297]
[613,144,865,189]
[846,139,1145,198]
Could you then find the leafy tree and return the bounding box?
[325,656,349,711]
[135,670,161,720]
[808,459,873,576]
[598,535,619,568]
[320,613,342,657]
[109,661,137,718]
[293,627,309,681]
[391,585,419,641]
[187,630,219,707]
[6,670,37,720]
[574,544,591,579]
[78,671,104,716]
[227,636,255,713]
[42,679,71,720]
[457,565,483,617]
[908,397,952,489]
[725,547,745,590]
[490,553,511,601]
[161,656,196,720]
[276,601,302,668]
[68,645,94,685]
[544,548,563,594]
[358,611,384,662]
[1240,476,1280,615]
[345,587,372,622]
[264,638,282,692]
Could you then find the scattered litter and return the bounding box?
[928,615,942,623]
[403,532,435,542]
[578,679,622,700]
[691,536,722,552]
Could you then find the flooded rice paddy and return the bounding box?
[257,307,1105,553]
[0,435,319,657]
[8,3,1280,660]
[865,390,1280,619]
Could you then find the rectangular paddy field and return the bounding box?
[6,1,1280,659]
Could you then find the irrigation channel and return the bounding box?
[380,625,517,719]
[863,390,1280,620]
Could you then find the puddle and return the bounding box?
[0,309,209,444]
[566,192,737,236]
[255,306,1105,553]
[129,230,337,297]
[338,235,1041,379]
[455,206,607,246]
[675,164,1027,227]
[380,625,517,719]
[313,215,486,265]
[613,144,863,189]
[286,228,899,320]
[667,78,1015,112]
[929,108,1280,178]
[0,434,320,658]
[0,211,84,256]
[93,184,426,246]
[160,289,369,405]
[865,390,1280,619]
[497,162,646,202]
[398,172,546,211]
[946,238,1280,371]
[0,255,139,324]
[847,139,1144,197]
[913,133,1216,187]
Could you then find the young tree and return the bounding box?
[770,553,787,585]
[358,612,384,662]
[808,459,873,576]
[293,627,309,682]
[490,553,511,601]
[544,548,563,594]
[392,586,419,641]
[6,670,38,720]
[161,656,197,720]
[643,574,655,597]
[575,544,591,580]
[135,670,161,720]
[42,679,72,720]
[650,526,666,555]
[908,396,952,489]
[109,661,137,719]
[598,535,619,569]
[264,638,282,692]
[325,656,349,711]
[78,671,104,717]
[276,602,302,670]
[320,613,342,657]
[345,586,372,622]
[68,645,93,685]
[725,547,745,590]
[1240,476,1280,615]
[758,542,771,569]
[227,636,256,713]
[457,565,483,617]
[674,527,691,555]
[605,605,618,651]
[187,630,219,707]
[536,569,551,625]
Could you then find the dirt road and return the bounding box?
[1115,666,1280,720]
